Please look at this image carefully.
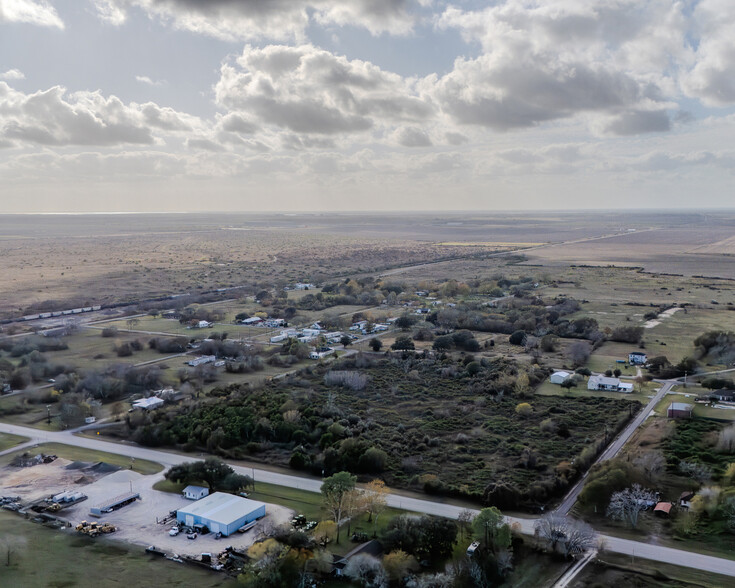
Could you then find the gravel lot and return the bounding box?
[61,471,294,556]
[2,461,293,557]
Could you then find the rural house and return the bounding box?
[588,375,631,392]
[628,351,647,365]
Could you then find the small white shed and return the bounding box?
[550,371,572,385]
[183,485,210,500]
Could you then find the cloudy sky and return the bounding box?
[0,0,733,212]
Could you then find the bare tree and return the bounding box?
[606,484,657,529]
[534,514,596,558]
[1,535,27,567]
[457,509,475,541]
[567,341,592,367]
[717,424,735,453]
[344,554,388,588]
[364,479,389,537]
[126,317,140,331]
[634,451,666,483]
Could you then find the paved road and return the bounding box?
[555,380,673,516]
[553,549,597,588]
[2,421,735,578]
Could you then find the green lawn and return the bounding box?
[0,442,163,474]
[0,510,235,588]
[0,432,28,452]
[536,379,654,406]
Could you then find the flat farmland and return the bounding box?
[521,226,735,279]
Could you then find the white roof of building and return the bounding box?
[184,485,208,493]
[133,397,164,408]
[552,371,571,378]
[590,375,620,387]
[618,382,634,390]
[177,492,265,525]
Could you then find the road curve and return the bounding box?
[1,421,734,578]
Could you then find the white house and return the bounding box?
[183,485,210,500]
[294,282,315,290]
[264,318,285,328]
[324,331,343,343]
[188,355,216,367]
[550,371,572,385]
[132,397,164,411]
[270,334,288,343]
[241,317,263,326]
[310,347,334,360]
[618,382,634,393]
[588,375,623,391]
[629,351,647,365]
[196,320,212,329]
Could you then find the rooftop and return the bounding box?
[177,492,265,525]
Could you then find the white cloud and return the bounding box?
[135,75,165,86]
[215,45,433,136]
[0,0,64,28]
[393,126,432,147]
[92,0,420,41]
[0,83,202,146]
[0,68,25,80]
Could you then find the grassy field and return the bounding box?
[0,510,235,588]
[585,552,734,587]
[0,442,163,474]
[0,432,28,452]
[535,379,655,407]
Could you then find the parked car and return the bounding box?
[186,532,197,540]
[169,527,179,536]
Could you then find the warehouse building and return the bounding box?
[176,492,265,536]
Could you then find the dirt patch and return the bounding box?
[644,307,682,329]
[0,458,112,501]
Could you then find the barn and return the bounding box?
[550,371,571,385]
[176,492,265,536]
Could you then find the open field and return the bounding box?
[0,510,235,588]
[580,553,735,588]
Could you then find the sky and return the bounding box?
[0,0,734,213]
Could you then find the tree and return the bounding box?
[514,372,530,398]
[163,458,252,492]
[509,330,526,346]
[383,550,418,583]
[321,471,357,544]
[364,479,389,536]
[391,336,415,351]
[126,317,140,331]
[633,451,665,483]
[432,335,453,351]
[457,509,475,541]
[369,338,383,352]
[395,316,415,331]
[472,507,511,553]
[534,514,596,559]
[341,335,353,347]
[567,341,592,367]
[381,515,457,562]
[344,554,388,588]
[606,483,657,529]
[515,402,532,417]
[1,535,26,567]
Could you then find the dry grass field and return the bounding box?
[5,210,733,319]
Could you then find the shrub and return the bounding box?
[509,330,526,345]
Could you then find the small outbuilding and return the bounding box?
[680,491,695,509]
[176,492,265,537]
[653,502,673,516]
[550,371,572,385]
[667,402,693,419]
[183,485,210,500]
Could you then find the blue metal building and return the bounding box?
[176,492,265,536]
